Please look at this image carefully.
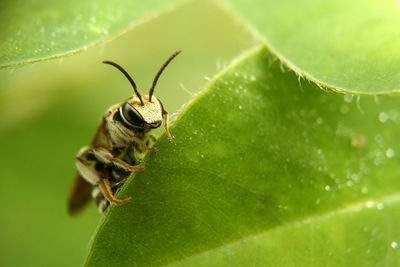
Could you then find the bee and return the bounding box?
[67,50,181,215]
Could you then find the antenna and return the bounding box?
[149,50,181,102]
[103,60,144,106]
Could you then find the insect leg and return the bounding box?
[149,135,157,142]
[131,135,158,153]
[98,179,131,205]
[114,120,158,152]
[77,147,132,206]
[162,110,172,142]
[91,147,145,171]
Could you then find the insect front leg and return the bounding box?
[90,146,144,171]
[149,134,157,143]
[114,120,158,152]
[162,109,172,142]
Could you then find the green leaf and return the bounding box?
[223,0,400,95]
[0,0,179,68]
[85,46,400,266]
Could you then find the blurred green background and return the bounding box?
[0,1,257,266]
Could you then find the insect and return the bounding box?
[68,50,181,215]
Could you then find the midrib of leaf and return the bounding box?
[167,192,400,266]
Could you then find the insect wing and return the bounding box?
[68,173,93,215]
[91,116,106,147]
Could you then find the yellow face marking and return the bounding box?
[127,95,162,124]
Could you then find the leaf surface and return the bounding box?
[85,46,400,266]
[0,0,179,68]
[224,0,400,95]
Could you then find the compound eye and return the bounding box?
[121,102,145,127]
